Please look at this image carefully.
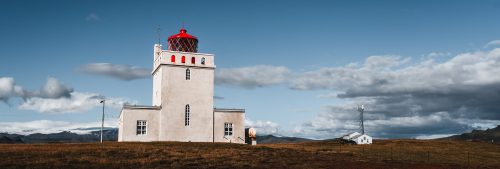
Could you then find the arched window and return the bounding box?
[171,55,175,62]
[201,57,206,65]
[186,68,190,80]
[185,104,190,126]
[191,57,195,64]
[181,56,186,63]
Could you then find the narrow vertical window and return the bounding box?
[186,68,190,80]
[136,120,147,135]
[181,56,186,63]
[224,123,233,136]
[191,57,195,64]
[185,104,190,126]
[201,57,206,65]
[171,55,175,62]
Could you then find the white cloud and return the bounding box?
[0,77,18,102]
[0,77,29,103]
[18,92,136,114]
[0,119,118,135]
[85,13,100,21]
[39,77,73,98]
[484,40,500,48]
[216,65,290,89]
[1,76,74,102]
[245,118,280,135]
[79,63,150,81]
[424,52,450,58]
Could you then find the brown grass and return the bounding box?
[0,140,499,169]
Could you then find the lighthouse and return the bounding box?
[118,28,245,143]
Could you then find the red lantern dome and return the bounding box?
[167,28,198,53]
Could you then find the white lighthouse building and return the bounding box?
[118,28,245,143]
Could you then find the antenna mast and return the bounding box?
[157,25,161,45]
[358,105,365,135]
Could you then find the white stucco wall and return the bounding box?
[152,69,162,106]
[118,107,160,142]
[355,135,372,144]
[214,110,245,144]
[152,51,215,142]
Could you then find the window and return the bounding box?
[136,120,147,135]
[171,55,175,62]
[185,105,190,126]
[181,56,186,63]
[186,68,190,80]
[224,123,233,136]
[201,57,206,65]
[191,57,195,64]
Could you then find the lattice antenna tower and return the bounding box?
[357,105,365,135]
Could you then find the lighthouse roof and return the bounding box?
[168,28,197,40]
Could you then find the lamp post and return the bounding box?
[99,100,105,143]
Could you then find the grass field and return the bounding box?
[0,140,499,169]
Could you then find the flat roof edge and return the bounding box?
[123,105,161,110]
[214,108,245,113]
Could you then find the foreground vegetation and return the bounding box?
[0,140,499,169]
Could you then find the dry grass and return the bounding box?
[0,140,499,169]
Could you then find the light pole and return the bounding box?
[100,100,105,143]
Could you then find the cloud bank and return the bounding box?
[0,77,136,113]
[215,65,290,89]
[0,119,118,135]
[245,118,280,136]
[291,48,500,139]
[18,92,135,113]
[79,63,150,81]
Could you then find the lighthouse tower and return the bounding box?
[152,28,215,142]
[118,28,245,143]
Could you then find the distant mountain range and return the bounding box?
[439,125,500,143]
[2,125,498,144]
[0,129,118,144]
[0,128,315,144]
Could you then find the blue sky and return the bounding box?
[1,0,500,139]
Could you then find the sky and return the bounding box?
[1,0,500,139]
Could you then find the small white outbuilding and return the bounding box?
[342,132,372,144]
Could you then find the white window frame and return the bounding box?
[136,120,147,135]
[224,122,233,136]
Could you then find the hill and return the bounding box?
[256,135,315,144]
[439,125,500,143]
